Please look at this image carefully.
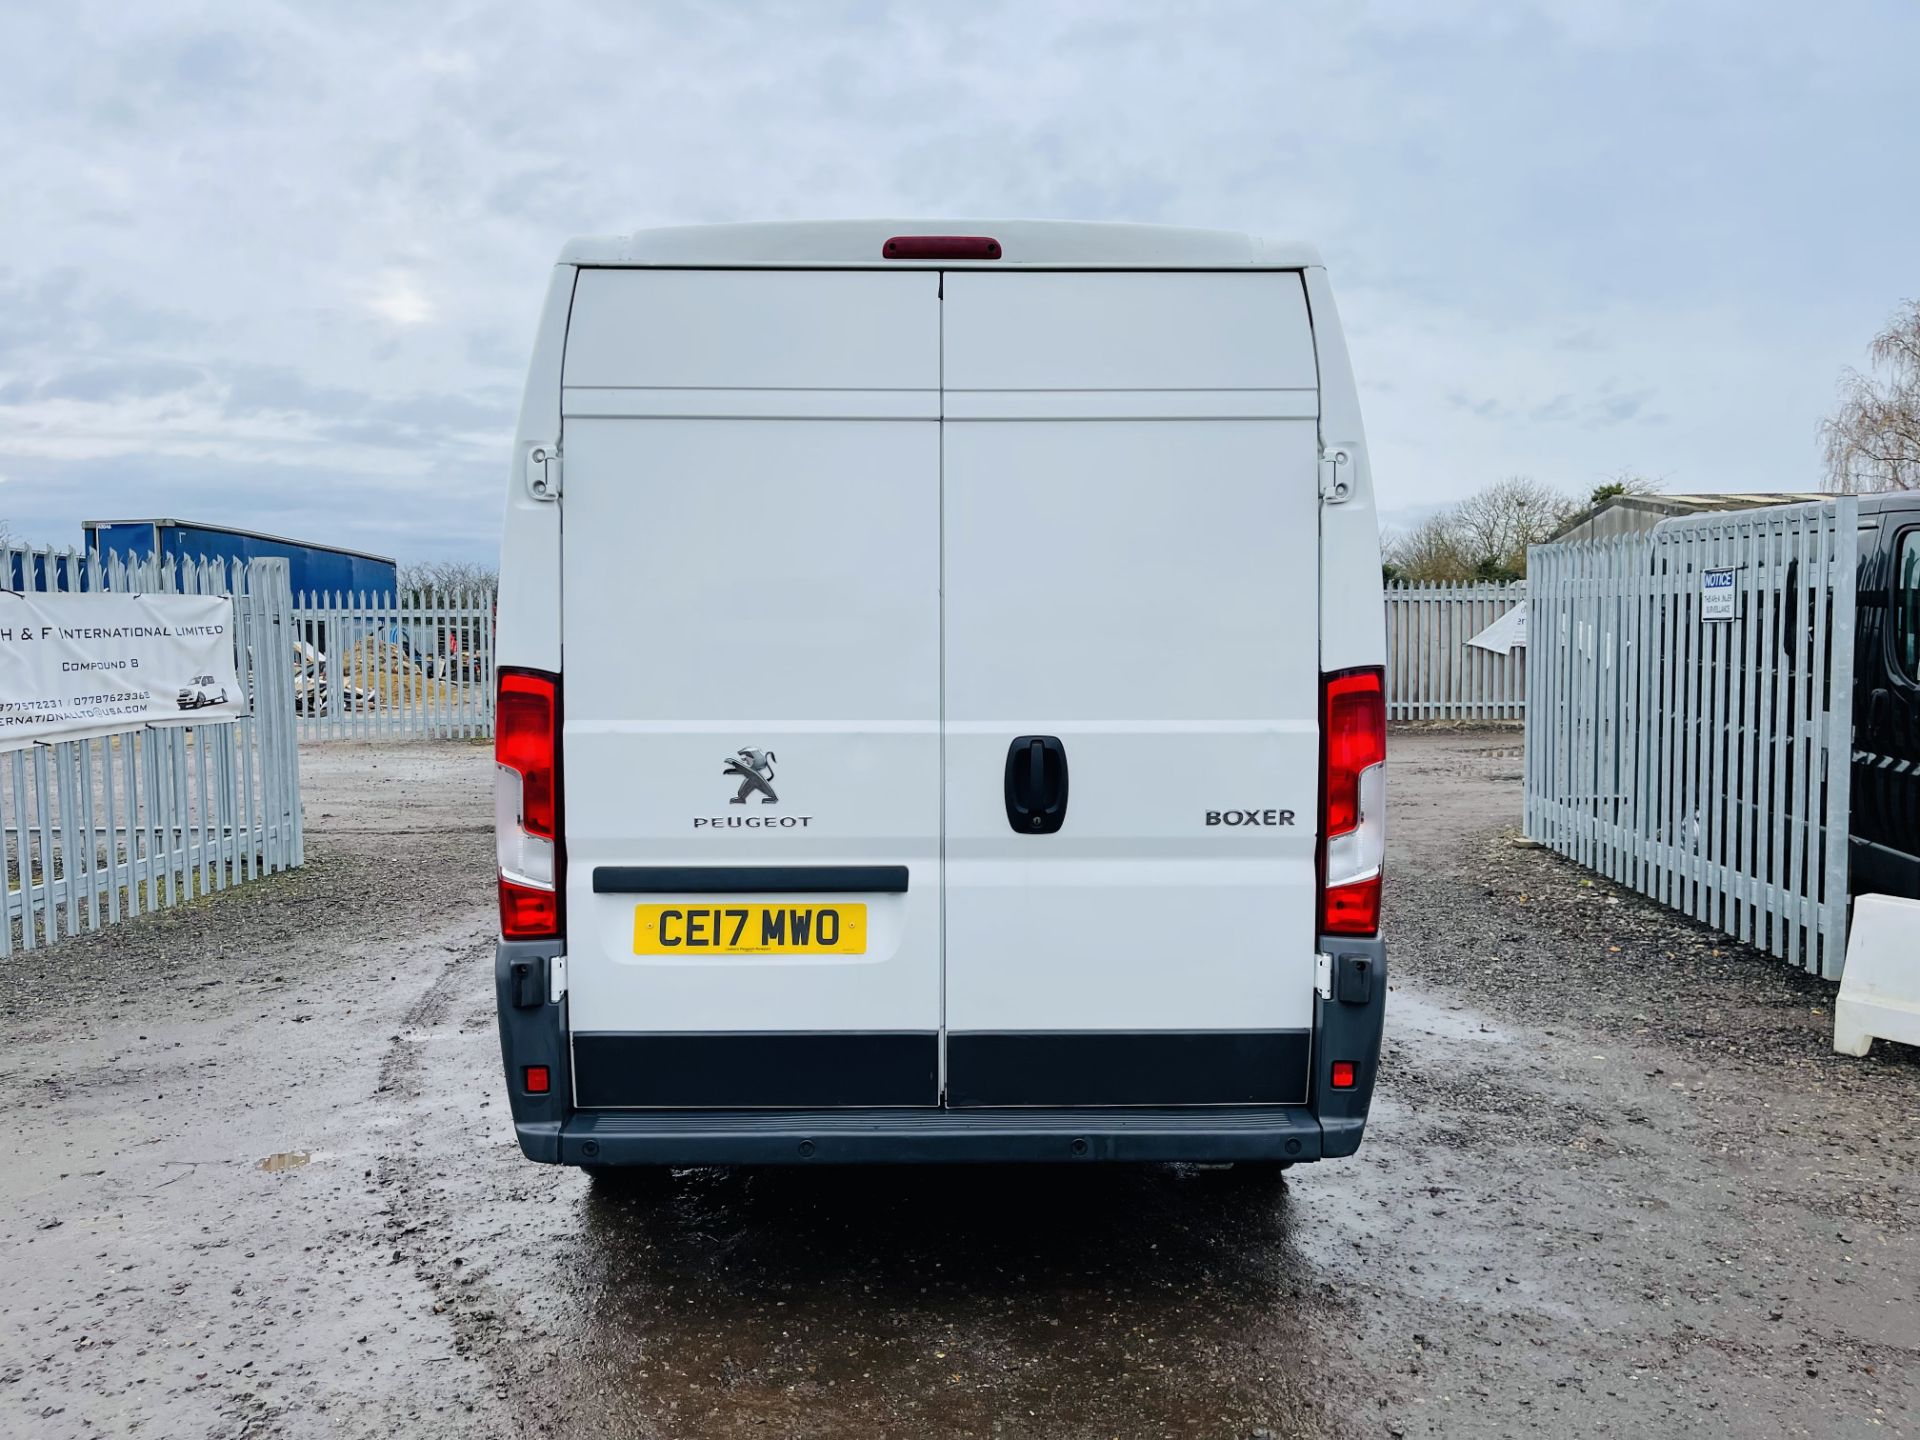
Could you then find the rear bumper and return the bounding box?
[497,933,1386,1166]
[521,1104,1323,1166]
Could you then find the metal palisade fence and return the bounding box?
[2,546,304,955]
[1524,499,1857,977]
[1385,582,1527,721]
[293,585,1515,732]
[291,588,495,740]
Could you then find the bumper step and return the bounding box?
[549,1105,1322,1166]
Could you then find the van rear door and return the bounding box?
[558,269,943,1108]
[939,271,1324,1106]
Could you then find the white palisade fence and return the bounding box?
[1384,582,1528,721]
[291,588,496,740]
[1525,499,1857,977]
[2,546,304,955]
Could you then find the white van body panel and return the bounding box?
[565,268,940,392]
[1301,266,1388,672]
[942,270,1319,392]
[495,265,575,674]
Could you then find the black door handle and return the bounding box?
[1005,735,1068,835]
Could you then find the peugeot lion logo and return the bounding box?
[723,748,779,805]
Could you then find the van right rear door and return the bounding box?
[939,270,1325,1107]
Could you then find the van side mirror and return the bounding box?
[1867,688,1892,733]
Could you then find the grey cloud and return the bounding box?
[220,365,514,444]
[1583,387,1667,429]
[0,270,206,360]
[1593,391,1650,425]
[463,328,526,371]
[1449,392,1512,421]
[220,365,364,419]
[1553,328,1604,354]
[27,358,210,403]
[167,31,260,96]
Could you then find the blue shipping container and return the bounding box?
[83,519,398,598]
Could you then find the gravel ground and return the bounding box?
[0,730,1914,1439]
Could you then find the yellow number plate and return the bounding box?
[632,903,868,956]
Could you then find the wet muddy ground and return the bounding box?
[1,731,1915,1438]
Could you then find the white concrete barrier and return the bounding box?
[1834,894,1920,1057]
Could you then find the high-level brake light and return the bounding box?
[1321,667,1385,936]
[496,669,562,939]
[881,235,1002,260]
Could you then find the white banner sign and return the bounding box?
[1466,604,1529,655]
[0,592,246,751]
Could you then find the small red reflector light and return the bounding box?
[1324,876,1382,936]
[498,877,561,940]
[524,1065,551,1095]
[882,235,1002,260]
[1331,1061,1357,1091]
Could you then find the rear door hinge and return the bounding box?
[525,442,561,501]
[548,954,568,1004]
[1319,447,1353,504]
[1315,952,1333,999]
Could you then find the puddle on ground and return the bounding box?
[1388,988,1511,1044]
[258,1151,311,1172]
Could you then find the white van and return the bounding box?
[493,221,1387,1169]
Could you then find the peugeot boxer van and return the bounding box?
[493,221,1388,1169]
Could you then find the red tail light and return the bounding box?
[1321,667,1385,936]
[496,669,562,939]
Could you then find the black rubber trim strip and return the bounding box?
[572,1031,937,1108]
[551,1105,1323,1166]
[591,865,910,894]
[945,1030,1312,1107]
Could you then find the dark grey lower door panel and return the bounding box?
[572,1031,939,1109]
[944,1030,1312,1107]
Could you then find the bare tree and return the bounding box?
[1383,513,1475,583]
[1383,476,1580,583]
[397,558,499,596]
[1823,299,1920,492]
[1450,475,1579,581]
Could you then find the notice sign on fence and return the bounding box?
[1700,567,1737,621]
[0,592,246,751]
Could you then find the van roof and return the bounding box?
[558,220,1323,270]
[1858,492,1920,518]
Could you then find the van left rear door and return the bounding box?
[558,268,944,1108]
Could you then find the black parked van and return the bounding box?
[1852,493,1920,900]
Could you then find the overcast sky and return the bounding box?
[2,0,1916,564]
